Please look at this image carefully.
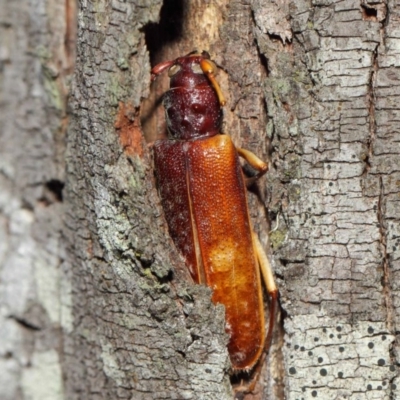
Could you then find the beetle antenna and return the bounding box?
[151,60,174,81]
[200,59,226,106]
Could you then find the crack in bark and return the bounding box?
[364,47,378,175]
[9,315,41,331]
[378,177,397,399]
[365,8,399,397]
[364,1,388,177]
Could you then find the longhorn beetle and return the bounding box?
[151,51,278,388]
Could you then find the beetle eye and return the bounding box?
[190,63,203,74]
[168,64,181,77]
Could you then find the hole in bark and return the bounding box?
[154,268,174,284]
[38,179,65,206]
[280,258,288,267]
[257,47,270,75]
[190,333,200,341]
[267,32,285,43]
[361,5,378,21]
[143,0,185,65]
[141,1,185,142]
[46,179,64,201]
[176,349,186,359]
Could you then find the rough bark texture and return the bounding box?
[0,0,74,399]
[263,0,400,399]
[64,1,231,399]
[1,0,400,400]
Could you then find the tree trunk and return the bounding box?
[1,1,399,400]
[272,1,400,399]
[0,0,74,399]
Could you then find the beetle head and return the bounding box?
[151,51,225,140]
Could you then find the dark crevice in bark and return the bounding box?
[361,4,378,21]
[367,21,396,393]
[267,33,290,45]
[253,29,287,400]
[380,2,389,34]
[143,0,185,65]
[257,50,270,76]
[378,177,398,399]
[364,47,378,175]
[37,180,65,206]
[361,2,388,25]
[364,2,389,177]
[45,179,65,202]
[9,315,41,331]
[141,1,186,143]
[175,349,186,359]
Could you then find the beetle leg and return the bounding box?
[237,147,268,187]
[237,147,268,180]
[233,233,278,395]
[151,60,174,81]
[238,146,277,347]
[252,233,278,352]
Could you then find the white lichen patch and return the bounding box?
[34,250,61,325]
[100,342,125,384]
[2,209,35,315]
[0,358,19,399]
[21,350,64,400]
[60,268,73,333]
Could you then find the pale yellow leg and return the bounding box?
[237,148,268,187]
[253,234,277,294]
[253,232,278,360]
[233,234,278,395]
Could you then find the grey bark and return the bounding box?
[0,0,73,399]
[266,1,400,399]
[1,1,399,400]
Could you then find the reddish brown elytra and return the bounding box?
[151,51,278,389]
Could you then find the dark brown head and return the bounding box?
[151,51,225,141]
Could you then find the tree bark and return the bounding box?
[270,1,400,399]
[0,0,74,399]
[1,1,399,400]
